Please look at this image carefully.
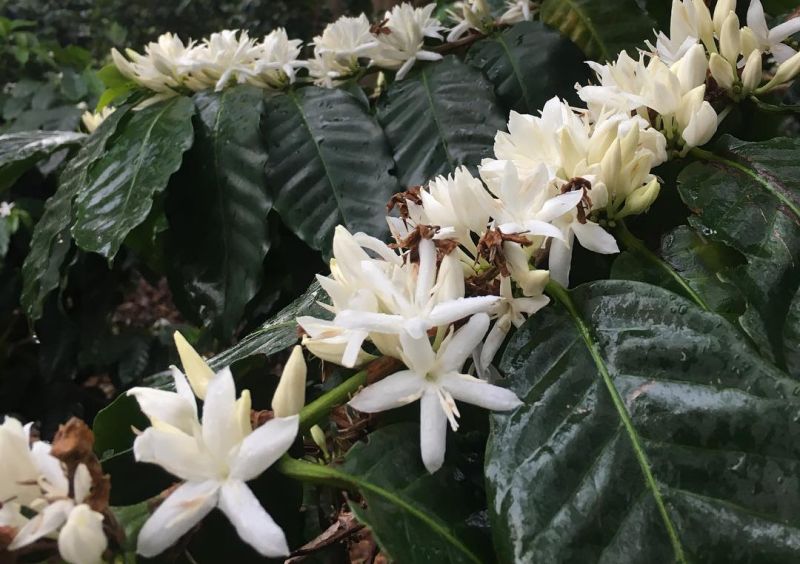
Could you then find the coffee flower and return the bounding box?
[349,313,522,473]
[81,106,115,133]
[128,362,298,558]
[498,1,535,25]
[308,14,379,87]
[249,28,305,89]
[371,3,444,80]
[746,0,800,63]
[447,0,494,42]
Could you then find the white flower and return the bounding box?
[81,106,115,133]
[0,201,13,218]
[249,28,305,89]
[371,3,444,80]
[447,0,494,42]
[58,504,108,564]
[272,346,307,417]
[129,367,298,558]
[192,29,261,91]
[0,417,39,505]
[757,50,800,93]
[478,276,548,371]
[349,313,522,473]
[498,1,535,25]
[648,0,713,63]
[334,236,499,340]
[308,14,378,86]
[747,0,800,63]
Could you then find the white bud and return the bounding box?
[757,50,800,94]
[617,178,661,218]
[713,0,736,34]
[741,50,763,94]
[682,100,718,149]
[692,0,715,48]
[173,331,214,400]
[740,27,759,59]
[272,346,307,418]
[675,43,708,91]
[58,505,108,564]
[310,425,329,459]
[709,52,737,90]
[719,11,741,66]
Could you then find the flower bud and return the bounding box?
[173,331,214,400]
[757,50,800,94]
[692,0,714,49]
[617,178,661,218]
[310,424,329,459]
[674,44,707,91]
[713,0,735,34]
[682,100,718,149]
[719,11,741,66]
[709,53,736,90]
[739,27,759,59]
[272,346,307,418]
[236,389,252,437]
[58,504,107,564]
[741,50,763,94]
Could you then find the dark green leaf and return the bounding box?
[111,502,150,556]
[377,55,506,187]
[679,136,800,372]
[0,130,84,191]
[20,109,129,320]
[466,21,589,114]
[539,0,657,61]
[334,424,490,563]
[72,96,195,259]
[167,86,271,337]
[263,87,399,252]
[611,225,746,325]
[488,280,800,563]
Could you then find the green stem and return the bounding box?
[613,221,711,312]
[276,456,482,563]
[544,281,688,564]
[298,368,368,431]
[749,96,800,114]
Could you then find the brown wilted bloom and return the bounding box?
[50,418,109,513]
[390,224,457,263]
[560,177,593,224]
[370,18,391,35]
[386,185,422,219]
[476,228,531,277]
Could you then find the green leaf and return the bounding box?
[263,87,399,252]
[0,130,84,191]
[681,137,800,373]
[281,423,491,564]
[611,225,746,325]
[208,279,329,369]
[786,287,800,377]
[487,280,800,563]
[377,55,506,187]
[465,21,589,114]
[167,86,271,337]
[111,502,150,556]
[20,109,129,320]
[539,0,657,61]
[71,96,195,259]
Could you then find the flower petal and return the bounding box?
[218,480,290,557]
[229,416,299,482]
[9,499,72,549]
[436,313,490,374]
[201,368,240,463]
[127,385,197,434]
[441,372,523,411]
[419,389,447,473]
[133,428,218,482]
[428,296,499,327]
[58,504,107,564]
[398,332,436,375]
[136,480,220,558]
[572,221,620,254]
[173,332,214,400]
[348,370,425,413]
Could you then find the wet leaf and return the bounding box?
[0,129,84,191]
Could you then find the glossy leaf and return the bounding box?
[377,55,506,187]
[466,21,588,114]
[20,109,129,320]
[0,130,84,191]
[167,86,270,338]
[611,225,746,326]
[680,136,800,373]
[488,280,800,563]
[263,87,399,252]
[71,96,195,259]
[539,0,657,61]
[283,423,491,564]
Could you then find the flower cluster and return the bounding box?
[580,0,800,153]
[0,418,109,564]
[112,2,537,100]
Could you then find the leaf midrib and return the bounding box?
[544,0,608,60]
[545,281,688,563]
